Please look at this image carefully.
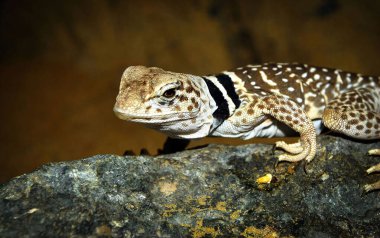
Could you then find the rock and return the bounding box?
[0,136,379,237]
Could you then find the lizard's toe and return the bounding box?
[277,147,310,162]
[367,162,380,174]
[364,180,380,193]
[368,149,380,156]
[275,141,303,154]
[276,138,313,163]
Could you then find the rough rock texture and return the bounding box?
[1,136,379,237]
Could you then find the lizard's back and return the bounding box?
[208,63,380,139]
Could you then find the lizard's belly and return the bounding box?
[211,119,323,139]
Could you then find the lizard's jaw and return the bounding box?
[113,107,198,124]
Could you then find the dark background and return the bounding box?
[1,0,380,183]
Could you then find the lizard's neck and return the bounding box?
[201,74,242,131]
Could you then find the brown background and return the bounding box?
[1,0,380,183]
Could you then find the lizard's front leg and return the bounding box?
[233,95,317,163]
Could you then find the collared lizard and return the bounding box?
[113,63,380,192]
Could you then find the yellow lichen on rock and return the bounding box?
[215,201,227,212]
[196,195,211,206]
[162,204,182,218]
[191,219,221,238]
[230,210,241,221]
[241,226,279,238]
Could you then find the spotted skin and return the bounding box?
[114,63,380,192]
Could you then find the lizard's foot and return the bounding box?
[276,135,316,163]
[364,149,380,193]
[273,141,306,171]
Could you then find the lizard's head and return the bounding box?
[114,66,213,138]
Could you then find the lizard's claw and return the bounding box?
[273,140,310,173]
[273,158,280,173]
[363,150,380,194]
[302,160,311,174]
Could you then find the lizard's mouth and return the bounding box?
[113,107,199,123]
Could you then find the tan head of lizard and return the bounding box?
[114,66,215,138]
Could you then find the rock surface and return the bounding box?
[1,136,379,237]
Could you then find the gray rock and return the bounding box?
[0,136,379,237]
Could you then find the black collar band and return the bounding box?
[202,77,230,125]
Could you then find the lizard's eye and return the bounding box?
[162,88,176,99]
